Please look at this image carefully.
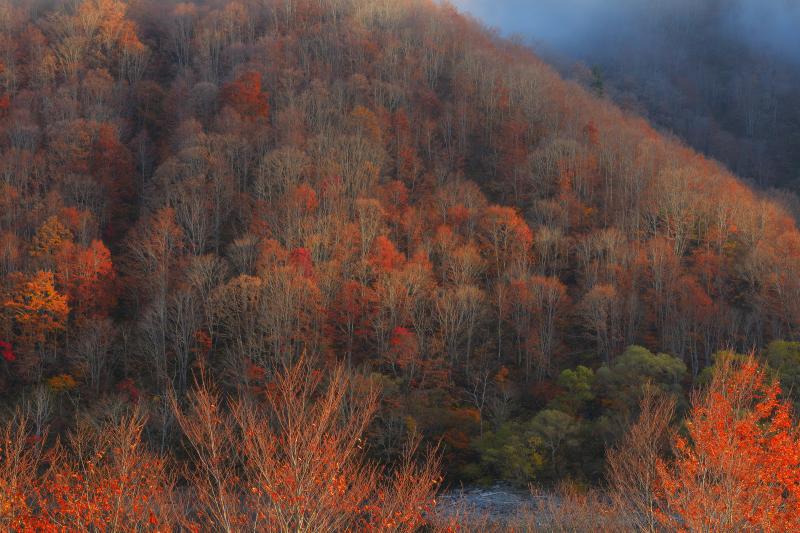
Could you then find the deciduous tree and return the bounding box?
[656,356,800,531]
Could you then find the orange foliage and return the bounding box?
[1,411,173,530]
[3,271,69,355]
[656,356,800,531]
[3,1,800,527]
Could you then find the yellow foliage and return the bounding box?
[29,217,72,259]
[3,271,69,348]
[47,373,78,392]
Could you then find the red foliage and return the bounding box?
[327,281,376,365]
[116,378,140,403]
[369,235,405,272]
[91,124,136,239]
[583,120,600,146]
[193,329,213,367]
[220,71,270,120]
[57,239,117,320]
[0,340,14,362]
[388,326,419,370]
[380,180,411,227]
[288,183,319,213]
[289,247,314,277]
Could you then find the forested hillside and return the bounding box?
[2,0,800,529]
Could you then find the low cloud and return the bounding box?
[449,0,800,65]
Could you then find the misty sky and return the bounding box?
[449,0,800,64]
[450,0,616,54]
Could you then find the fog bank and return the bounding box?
[450,0,800,64]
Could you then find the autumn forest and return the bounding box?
[2,0,800,530]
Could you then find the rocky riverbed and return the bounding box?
[437,485,537,522]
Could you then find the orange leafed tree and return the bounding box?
[33,411,175,530]
[656,355,800,531]
[3,271,69,376]
[0,412,42,530]
[0,410,174,530]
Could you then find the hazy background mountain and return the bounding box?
[452,0,800,189]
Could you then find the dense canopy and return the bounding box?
[2,0,800,529]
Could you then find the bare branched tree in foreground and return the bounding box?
[174,357,441,532]
[606,384,676,532]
